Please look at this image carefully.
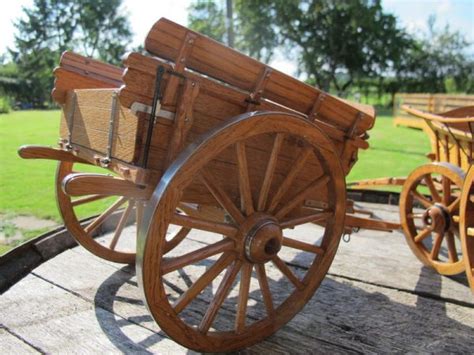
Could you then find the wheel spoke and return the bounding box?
[162,239,235,275]
[84,197,128,236]
[414,227,432,243]
[235,262,252,333]
[424,174,441,202]
[442,176,452,205]
[171,213,237,238]
[272,256,304,290]
[235,142,254,216]
[257,133,284,211]
[280,210,332,229]
[164,227,191,254]
[447,196,461,213]
[255,263,274,318]
[446,231,458,262]
[109,200,135,250]
[430,232,444,260]
[200,170,244,224]
[410,190,433,209]
[275,176,329,220]
[282,236,325,255]
[173,253,235,314]
[199,259,242,333]
[268,146,313,213]
[71,194,108,207]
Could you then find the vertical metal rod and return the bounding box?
[143,65,165,168]
[102,91,119,166]
[66,93,77,149]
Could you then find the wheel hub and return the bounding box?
[422,203,450,233]
[242,214,283,263]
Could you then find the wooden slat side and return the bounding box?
[61,89,138,163]
[120,53,359,143]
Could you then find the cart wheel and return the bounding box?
[400,162,465,275]
[460,166,474,292]
[138,112,346,352]
[56,161,140,263]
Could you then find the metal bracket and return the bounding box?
[99,91,119,167]
[130,102,175,121]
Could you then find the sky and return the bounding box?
[0,0,472,75]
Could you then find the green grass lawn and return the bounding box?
[347,114,431,184]
[0,110,432,224]
[0,110,114,223]
[0,110,432,254]
[0,110,62,221]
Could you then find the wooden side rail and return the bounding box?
[402,105,474,124]
[52,51,124,105]
[18,145,89,164]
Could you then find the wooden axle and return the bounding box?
[18,145,89,164]
[345,214,401,232]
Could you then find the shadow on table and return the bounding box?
[93,255,473,354]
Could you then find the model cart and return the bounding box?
[350,105,474,288]
[19,18,378,351]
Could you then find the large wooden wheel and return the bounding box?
[56,161,142,264]
[460,166,474,293]
[137,112,346,352]
[400,163,465,275]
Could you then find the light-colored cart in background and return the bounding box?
[350,105,474,290]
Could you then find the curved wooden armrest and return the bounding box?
[401,105,474,123]
[18,145,89,164]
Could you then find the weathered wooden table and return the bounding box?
[1,203,472,354]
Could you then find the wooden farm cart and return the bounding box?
[18,19,377,351]
[349,105,474,290]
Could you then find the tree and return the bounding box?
[188,1,226,43]
[395,16,474,94]
[187,0,410,94]
[10,0,132,107]
[187,0,278,63]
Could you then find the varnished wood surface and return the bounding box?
[52,51,123,104]
[144,18,375,133]
[1,203,472,353]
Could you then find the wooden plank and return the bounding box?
[143,19,375,134]
[0,329,39,354]
[2,214,472,353]
[52,52,123,104]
